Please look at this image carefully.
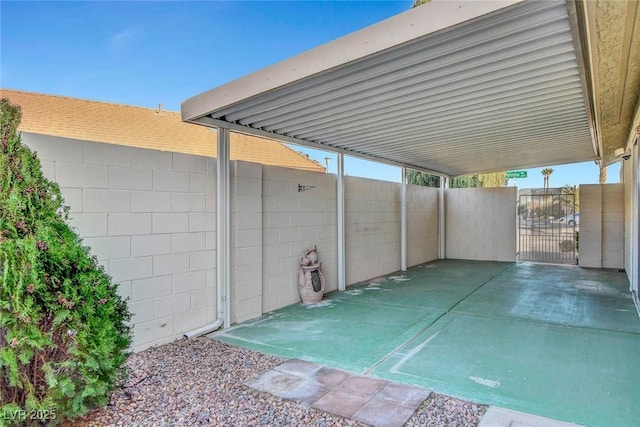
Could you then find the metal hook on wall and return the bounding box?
[298,184,316,192]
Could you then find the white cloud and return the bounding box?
[109,27,138,51]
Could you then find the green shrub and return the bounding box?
[0,99,132,425]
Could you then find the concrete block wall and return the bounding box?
[579,184,624,269]
[231,161,263,323]
[345,177,401,284]
[407,184,439,267]
[445,187,517,261]
[26,133,445,346]
[261,171,440,312]
[24,134,217,352]
[261,165,338,312]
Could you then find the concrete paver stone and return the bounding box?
[249,359,431,426]
[311,388,371,419]
[339,375,387,395]
[376,383,432,409]
[353,398,418,427]
[248,370,329,405]
[313,366,350,387]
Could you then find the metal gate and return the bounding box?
[517,189,578,264]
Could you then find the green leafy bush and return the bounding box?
[0,99,132,425]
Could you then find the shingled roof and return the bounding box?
[1,89,325,172]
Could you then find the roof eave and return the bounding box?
[580,0,640,165]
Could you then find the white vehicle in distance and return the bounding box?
[559,213,579,226]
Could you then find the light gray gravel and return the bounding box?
[406,394,487,427]
[65,338,486,426]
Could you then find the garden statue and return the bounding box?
[298,245,325,304]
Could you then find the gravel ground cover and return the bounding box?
[65,338,486,426]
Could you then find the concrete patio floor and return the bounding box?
[212,260,640,427]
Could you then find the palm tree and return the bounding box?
[541,168,554,218]
[561,184,579,215]
[599,163,607,183]
[541,168,554,192]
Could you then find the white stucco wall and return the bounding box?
[24,133,217,352]
[579,183,624,269]
[445,187,517,261]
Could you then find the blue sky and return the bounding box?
[1,0,620,188]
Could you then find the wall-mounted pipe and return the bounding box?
[401,167,407,271]
[218,127,232,328]
[337,153,345,291]
[183,319,223,339]
[439,176,448,259]
[185,126,231,339]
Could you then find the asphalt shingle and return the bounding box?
[1,89,325,172]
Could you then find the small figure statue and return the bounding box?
[298,245,325,304]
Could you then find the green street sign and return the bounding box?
[505,171,527,179]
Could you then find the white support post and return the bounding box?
[622,137,640,304]
[439,176,448,259]
[401,167,407,271]
[217,127,232,328]
[337,153,346,291]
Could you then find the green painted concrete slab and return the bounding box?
[330,260,512,311]
[215,297,444,372]
[454,263,640,333]
[211,260,640,427]
[373,313,640,427]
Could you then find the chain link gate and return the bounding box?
[517,189,578,264]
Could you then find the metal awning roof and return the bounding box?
[182,0,599,177]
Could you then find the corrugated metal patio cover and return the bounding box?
[182,0,598,177]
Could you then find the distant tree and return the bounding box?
[478,172,507,188]
[450,172,507,188]
[412,0,432,7]
[450,175,479,188]
[561,184,579,212]
[406,169,439,187]
[407,170,507,188]
[541,168,554,192]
